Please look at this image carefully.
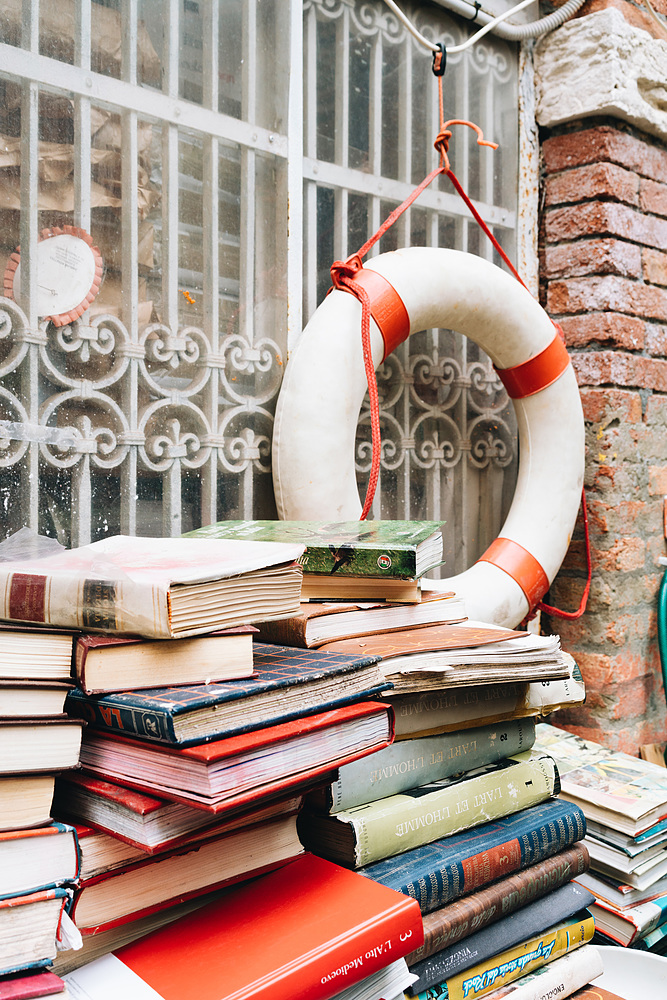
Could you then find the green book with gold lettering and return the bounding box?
[184,520,444,580]
[298,750,560,868]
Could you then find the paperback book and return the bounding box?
[0,969,67,1000]
[299,751,560,867]
[65,643,388,745]
[479,945,604,1000]
[0,534,305,639]
[0,775,55,831]
[534,723,667,836]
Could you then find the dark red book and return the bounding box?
[62,853,424,998]
[74,700,394,812]
[0,970,65,1000]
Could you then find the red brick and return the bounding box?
[649,466,667,495]
[558,313,644,350]
[545,203,667,250]
[611,675,656,720]
[646,324,667,355]
[548,276,667,320]
[544,163,639,208]
[591,537,646,573]
[579,386,642,423]
[543,127,667,180]
[643,249,667,287]
[572,351,667,392]
[640,178,667,218]
[542,240,642,280]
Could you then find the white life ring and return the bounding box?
[272,247,585,627]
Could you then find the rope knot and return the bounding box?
[330,253,363,288]
[434,128,452,168]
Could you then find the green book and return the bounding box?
[298,750,560,868]
[184,520,444,580]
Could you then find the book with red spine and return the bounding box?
[72,700,394,813]
[62,853,424,999]
[0,823,80,900]
[0,970,65,1000]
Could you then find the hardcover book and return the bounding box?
[534,723,667,836]
[65,643,388,745]
[184,519,444,579]
[409,909,595,1000]
[0,719,83,774]
[300,573,423,602]
[407,882,596,993]
[359,798,587,914]
[0,534,305,639]
[68,813,304,934]
[298,751,560,867]
[254,590,467,649]
[0,822,80,900]
[73,700,394,814]
[0,969,66,1000]
[479,945,604,1000]
[62,853,424,999]
[318,717,536,812]
[0,624,76,681]
[0,680,73,718]
[319,624,569,693]
[0,775,55,831]
[588,891,667,947]
[405,843,591,964]
[73,626,257,694]
[0,889,70,977]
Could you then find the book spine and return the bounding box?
[328,720,536,811]
[405,843,590,963]
[390,685,531,740]
[362,801,587,914]
[410,912,595,1000]
[0,571,170,638]
[345,753,559,867]
[475,944,603,1000]
[64,692,178,743]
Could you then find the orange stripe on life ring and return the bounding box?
[495,333,570,399]
[478,537,550,608]
[350,268,410,361]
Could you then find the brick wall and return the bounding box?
[539,123,667,754]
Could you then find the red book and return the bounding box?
[74,700,394,812]
[0,970,65,1000]
[62,853,424,999]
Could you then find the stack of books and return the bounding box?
[0,625,84,998]
[534,722,667,955]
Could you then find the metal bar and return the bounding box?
[518,41,539,297]
[286,0,304,350]
[368,29,383,252]
[121,0,138,86]
[303,5,318,318]
[161,125,180,330]
[333,7,350,261]
[0,43,287,158]
[120,110,139,537]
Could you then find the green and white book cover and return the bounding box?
[185,520,444,580]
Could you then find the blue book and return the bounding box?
[65,643,388,745]
[359,798,587,914]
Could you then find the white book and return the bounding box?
[481,945,603,1000]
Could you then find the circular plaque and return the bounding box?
[4,225,104,327]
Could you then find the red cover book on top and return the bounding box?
[62,853,424,1000]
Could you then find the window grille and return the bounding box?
[0,0,518,569]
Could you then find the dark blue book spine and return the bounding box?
[359,799,587,914]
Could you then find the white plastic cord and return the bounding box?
[381,0,588,53]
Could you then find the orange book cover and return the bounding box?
[62,853,424,999]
